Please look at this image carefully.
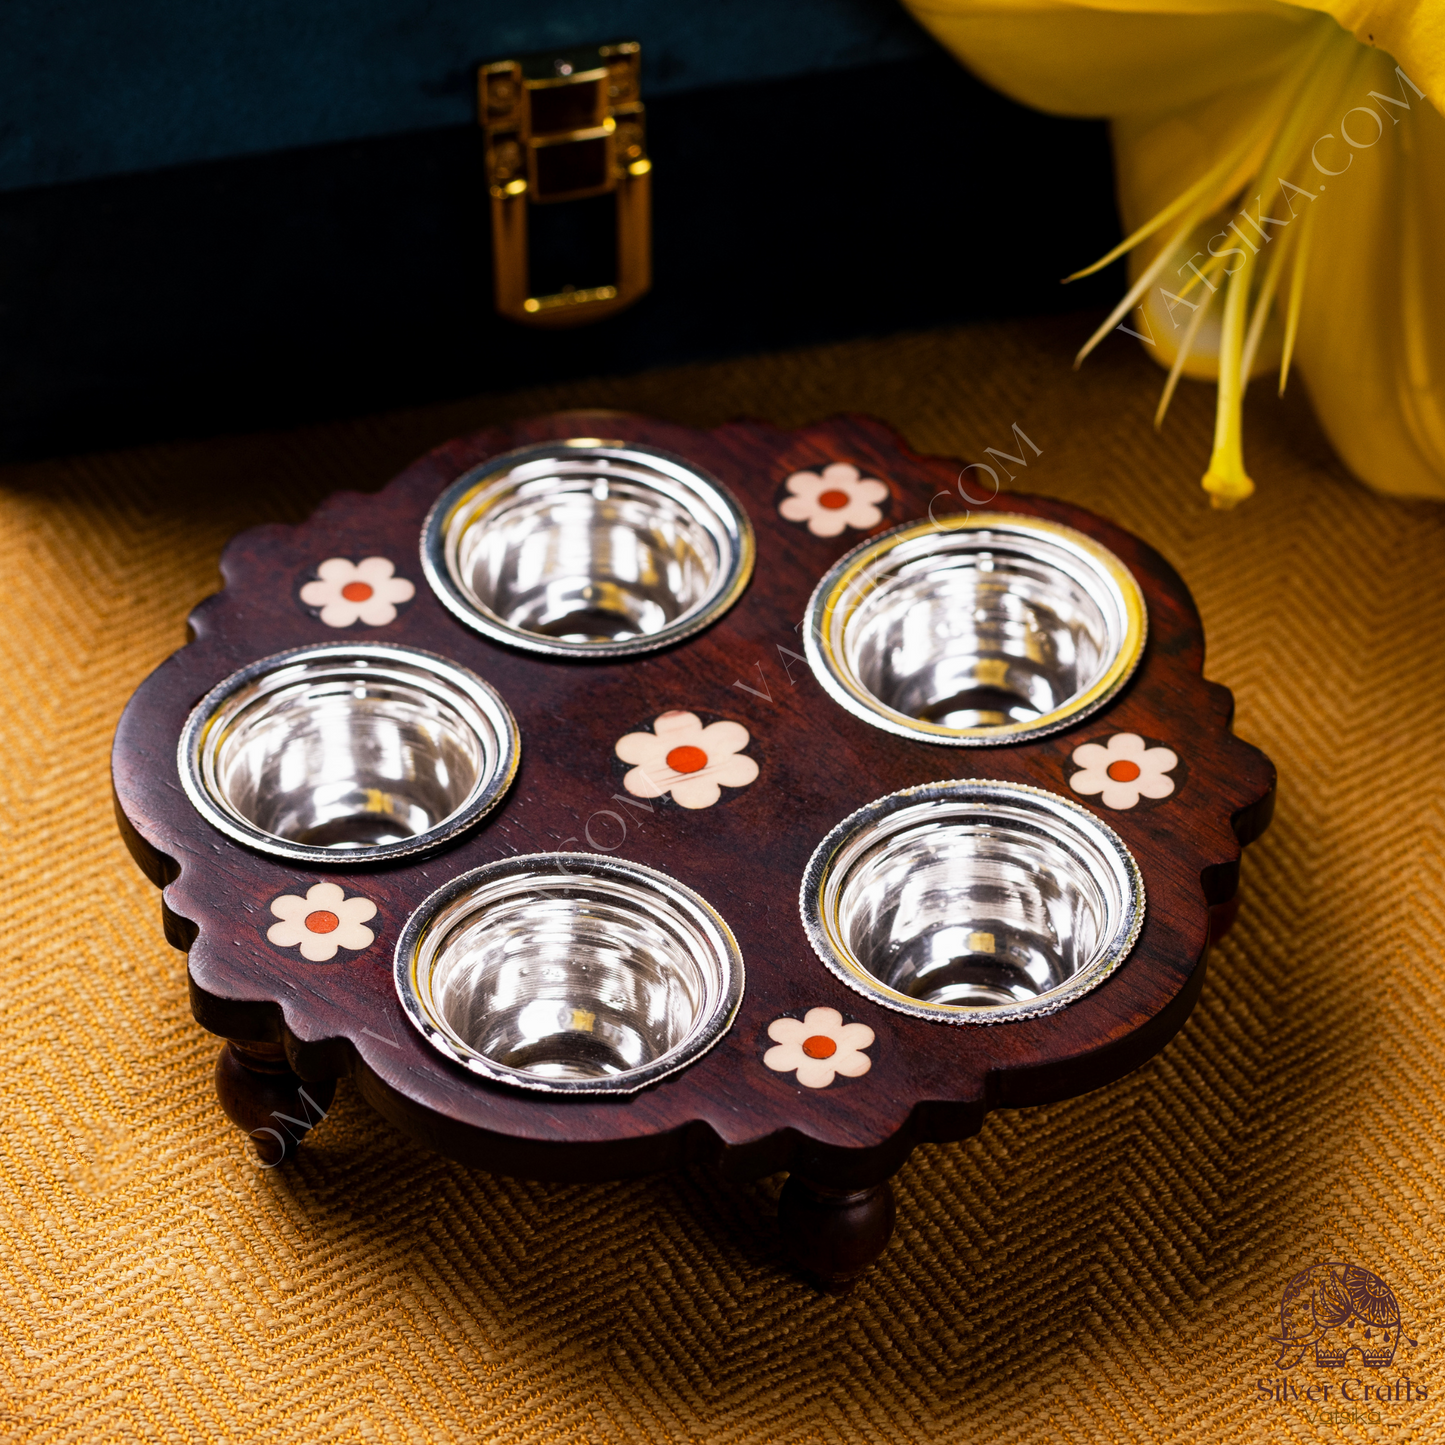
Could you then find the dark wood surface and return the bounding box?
[112,411,1275,1188]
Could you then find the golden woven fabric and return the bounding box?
[2,315,1441,1443]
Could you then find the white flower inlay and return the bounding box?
[615,710,758,810]
[1069,732,1178,810]
[763,1007,875,1089]
[300,557,415,627]
[266,881,377,962]
[778,463,888,537]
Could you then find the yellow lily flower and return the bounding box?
[905,0,1445,504]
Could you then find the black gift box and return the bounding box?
[0,0,1122,460]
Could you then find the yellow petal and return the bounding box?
[905,1,1313,118]
[1292,46,1445,497]
[1289,0,1445,113]
[903,0,1445,501]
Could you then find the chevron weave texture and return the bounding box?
[1,313,1441,1444]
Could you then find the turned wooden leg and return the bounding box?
[778,1174,896,1293]
[214,1041,336,1167]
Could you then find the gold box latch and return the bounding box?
[479,40,652,328]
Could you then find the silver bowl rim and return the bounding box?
[799,779,1145,1025]
[177,641,521,867]
[419,437,757,659]
[394,851,746,1095]
[800,511,1148,747]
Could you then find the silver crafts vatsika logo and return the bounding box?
[1257,1263,1425,1412]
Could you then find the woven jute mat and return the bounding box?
[2,313,1441,1444]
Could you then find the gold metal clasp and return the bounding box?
[479,40,652,328]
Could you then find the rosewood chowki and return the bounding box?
[112,412,1275,1291]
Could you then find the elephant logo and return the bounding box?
[1274,1263,1410,1370]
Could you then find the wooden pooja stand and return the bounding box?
[113,412,1274,1290]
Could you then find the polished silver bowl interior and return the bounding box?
[804,515,1146,745]
[802,782,1143,1023]
[396,855,744,1094]
[180,644,519,865]
[422,440,755,658]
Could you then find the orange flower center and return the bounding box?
[305,910,340,934]
[817,489,850,510]
[341,581,374,602]
[802,1035,837,1059]
[1106,760,1141,782]
[666,745,708,773]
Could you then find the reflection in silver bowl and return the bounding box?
[179,643,519,865]
[803,513,1146,745]
[422,440,754,658]
[396,854,745,1094]
[801,781,1144,1023]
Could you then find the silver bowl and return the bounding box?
[179,644,520,865]
[800,781,1144,1023]
[395,854,744,1094]
[802,513,1146,745]
[421,439,755,658]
